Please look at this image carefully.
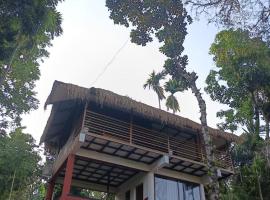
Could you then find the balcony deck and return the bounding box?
[80,110,233,177]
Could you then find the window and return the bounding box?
[155,177,201,200]
[125,190,131,200]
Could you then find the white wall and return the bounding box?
[116,172,154,200]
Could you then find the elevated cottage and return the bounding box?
[41,81,238,200]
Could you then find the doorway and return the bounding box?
[136,183,143,200]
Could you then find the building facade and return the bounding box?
[41,81,238,200]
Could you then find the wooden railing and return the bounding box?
[214,150,234,171]
[84,110,233,171]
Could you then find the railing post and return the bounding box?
[129,115,133,144]
[167,136,170,154]
[81,102,88,131]
[197,133,204,163]
[45,178,55,200]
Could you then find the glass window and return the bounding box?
[155,177,201,200]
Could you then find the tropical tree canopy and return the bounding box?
[106,1,220,199]
[206,29,270,136]
[206,29,270,200]
[0,128,42,200]
[164,79,187,113]
[143,70,165,109]
[0,0,63,134]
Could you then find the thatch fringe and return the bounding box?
[44,81,240,143]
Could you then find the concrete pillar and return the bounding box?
[200,184,206,200]
[145,172,154,200]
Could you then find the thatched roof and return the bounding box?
[41,80,239,144]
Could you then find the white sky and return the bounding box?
[22,0,229,143]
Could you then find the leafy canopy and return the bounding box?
[106,0,192,58]
[143,70,165,108]
[107,0,192,112]
[164,79,187,113]
[206,29,270,133]
[0,0,63,133]
[0,128,42,200]
[106,3,220,198]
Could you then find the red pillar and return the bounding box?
[45,179,55,200]
[61,154,75,199]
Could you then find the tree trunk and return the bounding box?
[9,170,16,200]
[175,63,219,200]
[256,169,263,200]
[251,92,260,136]
[158,97,161,109]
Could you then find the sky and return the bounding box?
[21,0,228,143]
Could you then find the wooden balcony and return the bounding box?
[83,110,233,173]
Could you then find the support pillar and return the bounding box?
[200,184,206,200]
[146,172,154,200]
[61,154,75,199]
[45,179,55,200]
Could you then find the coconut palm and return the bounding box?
[164,79,186,114]
[143,70,165,109]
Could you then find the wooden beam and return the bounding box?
[76,148,203,184]
[150,155,169,172]
[56,177,118,193]
[76,148,152,172]
[52,132,85,175]
[85,132,206,167]
[157,168,203,184]
[61,154,75,198]
[45,179,55,200]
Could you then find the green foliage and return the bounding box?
[220,135,270,200]
[106,1,221,198]
[164,79,187,113]
[106,0,192,58]
[107,0,193,108]
[0,128,42,200]
[0,0,63,134]
[206,29,270,134]
[143,70,165,109]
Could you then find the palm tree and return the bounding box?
[143,70,165,109]
[164,79,186,114]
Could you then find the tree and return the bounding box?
[0,0,63,134]
[205,29,270,137]
[206,29,270,199]
[164,79,186,113]
[220,134,270,200]
[185,0,270,40]
[0,128,42,200]
[143,70,166,109]
[106,0,220,199]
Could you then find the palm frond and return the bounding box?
[166,94,180,114]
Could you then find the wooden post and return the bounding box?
[81,102,88,130]
[61,154,75,199]
[129,115,133,144]
[197,133,204,162]
[167,136,170,154]
[45,179,55,200]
